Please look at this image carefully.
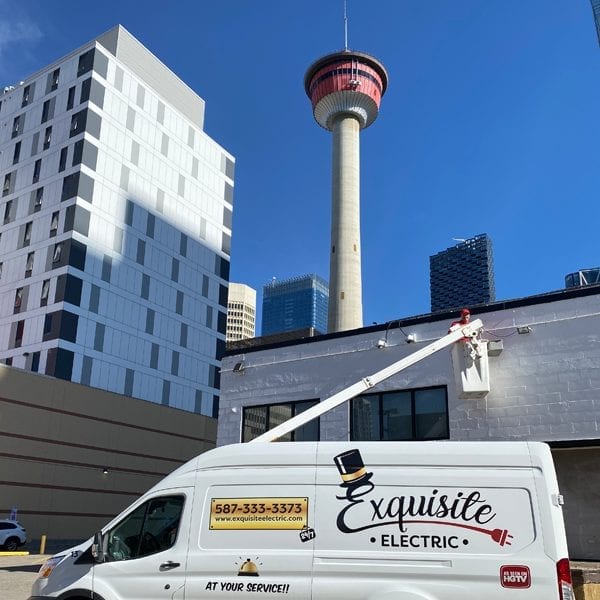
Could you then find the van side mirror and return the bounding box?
[91,531,106,563]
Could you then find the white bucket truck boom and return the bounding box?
[250,319,485,443]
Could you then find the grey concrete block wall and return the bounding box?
[219,291,600,445]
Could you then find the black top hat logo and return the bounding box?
[334,449,373,487]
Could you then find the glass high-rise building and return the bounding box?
[261,274,329,336]
[429,234,495,312]
[0,25,234,416]
[565,268,600,289]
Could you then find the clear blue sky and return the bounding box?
[3,1,599,327]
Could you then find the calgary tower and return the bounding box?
[304,31,387,333]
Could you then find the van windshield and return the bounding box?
[106,495,184,561]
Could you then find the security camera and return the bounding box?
[376,339,387,349]
[406,334,416,343]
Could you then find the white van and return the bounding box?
[30,441,573,600]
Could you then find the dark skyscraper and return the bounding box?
[429,234,495,312]
[261,274,329,336]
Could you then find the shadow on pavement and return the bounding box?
[0,564,41,573]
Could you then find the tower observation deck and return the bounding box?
[305,50,388,333]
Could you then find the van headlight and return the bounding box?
[38,555,66,578]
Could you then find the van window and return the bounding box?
[106,495,184,561]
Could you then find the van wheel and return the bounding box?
[4,537,19,551]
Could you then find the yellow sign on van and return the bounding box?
[210,498,308,530]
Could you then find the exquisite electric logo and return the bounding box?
[333,449,514,549]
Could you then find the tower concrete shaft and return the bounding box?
[305,50,387,333]
[330,115,361,332]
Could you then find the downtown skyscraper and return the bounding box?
[429,234,495,312]
[0,26,234,416]
[261,274,329,336]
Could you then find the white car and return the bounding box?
[0,519,27,551]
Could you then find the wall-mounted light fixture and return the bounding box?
[233,361,245,373]
[517,326,532,334]
[102,468,109,475]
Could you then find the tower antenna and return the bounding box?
[343,0,348,50]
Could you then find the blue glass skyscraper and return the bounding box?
[261,274,329,336]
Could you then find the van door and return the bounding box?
[186,469,316,600]
[92,489,192,600]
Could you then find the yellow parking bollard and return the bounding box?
[39,534,46,555]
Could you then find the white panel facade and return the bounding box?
[0,25,234,416]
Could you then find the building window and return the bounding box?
[136,239,145,265]
[50,211,59,236]
[80,78,91,103]
[32,159,41,183]
[59,146,68,172]
[70,109,88,137]
[14,320,25,348]
[141,274,150,299]
[350,386,449,441]
[67,86,76,110]
[3,199,13,223]
[12,141,21,165]
[41,100,51,123]
[12,115,23,138]
[31,132,39,156]
[43,126,52,150]
[40,279,50,306]
[33,187,43,212]
[61,172,80,201]
[175,290,184,315]
[242,400,319,442]
[3,201,11,224]
[31,351,40,372]
[25,251,34,277]
[49,68,60,92]
[53,242,63,263]
[14,288,23,313]
[23,222,32,247]
[21,85,32,107]
[146,212,155,238]
[3,172,13,197]
[101,255,111,282]
[145,308,155,334]
[77,48,95,77]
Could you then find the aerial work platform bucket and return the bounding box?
[451,340,490,399]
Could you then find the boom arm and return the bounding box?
[249,319,483,443]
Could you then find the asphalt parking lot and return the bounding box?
[0,554,51,600]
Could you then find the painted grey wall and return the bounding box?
[219,293,600,445]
